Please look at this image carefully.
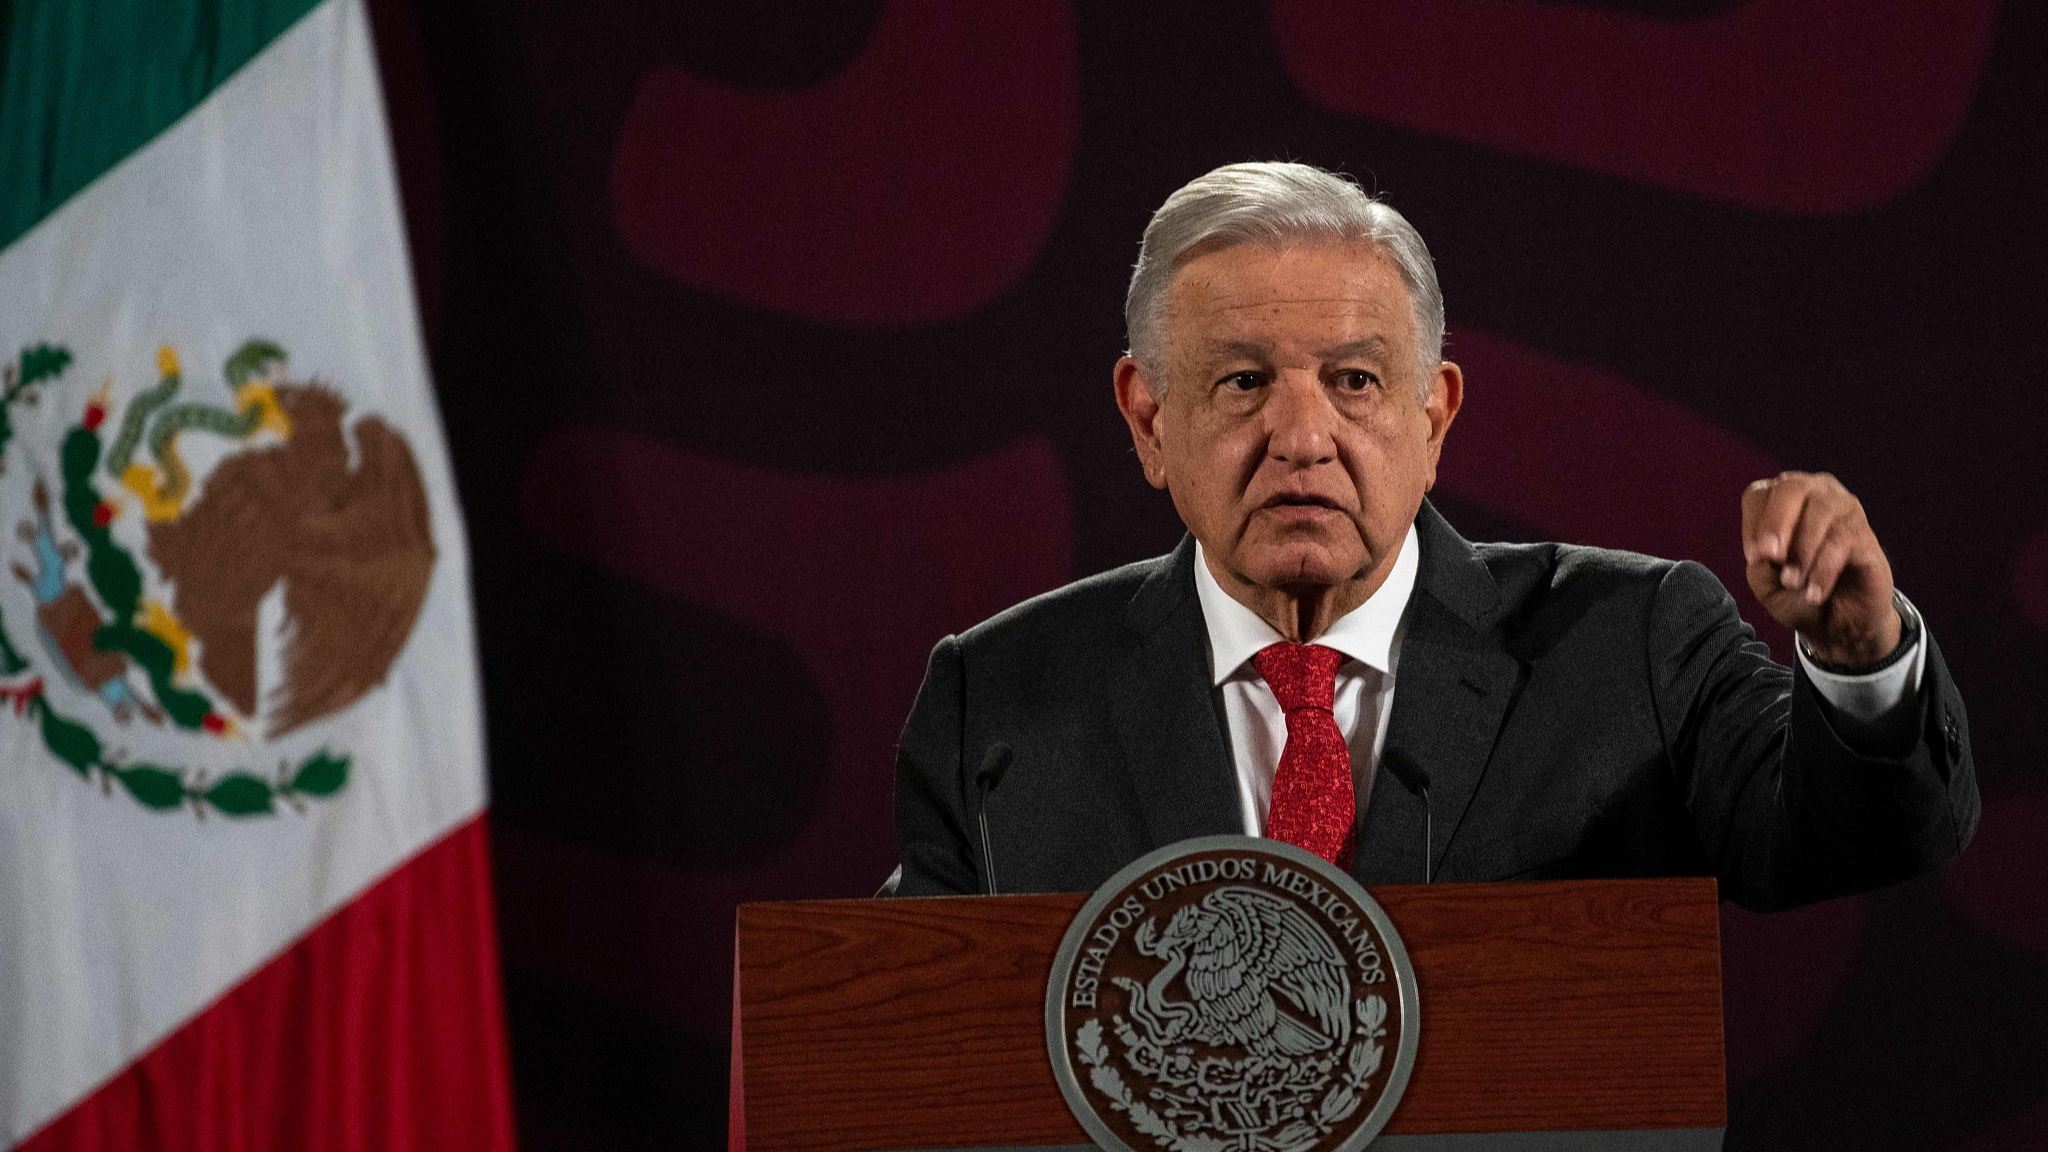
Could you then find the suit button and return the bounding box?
[1943,714,1964,760]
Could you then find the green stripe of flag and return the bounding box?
[0,0,325,251]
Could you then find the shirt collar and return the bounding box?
[1192,522,1420,687]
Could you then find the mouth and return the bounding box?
[1260,493,1344,512]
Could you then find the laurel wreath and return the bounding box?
[1307,995,1388,1141]
[1075,994,1390,1152]
[0,343,352,819]
[1076,1018,1228,1152]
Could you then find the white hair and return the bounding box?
[1124,161,1445,400]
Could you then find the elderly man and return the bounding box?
[892,162,1976,909]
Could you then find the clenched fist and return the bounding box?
[1742,472,1902,667]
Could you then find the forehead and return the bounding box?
[1163,242,1413,356]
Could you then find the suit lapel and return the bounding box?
[1111,536,1244,850]
[1355,502,1525,885]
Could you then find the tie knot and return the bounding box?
[1252,642,1343,712]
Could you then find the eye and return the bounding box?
[1218,371,1265,392]
[1332,369,1380,392]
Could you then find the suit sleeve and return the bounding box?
[892,634,980,896]
[1648,561,1979,911]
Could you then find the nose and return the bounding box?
[1264,372,1338,466]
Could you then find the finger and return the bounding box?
[1753,474,1815,567]
[1747,560,1816,625]
[1780,492,1843,591]
[1741,480,1773,563]
[1799,524,1855,606]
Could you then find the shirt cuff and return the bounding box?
[1796,591,1928,727]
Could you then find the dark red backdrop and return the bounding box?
[364,1,2048,1147]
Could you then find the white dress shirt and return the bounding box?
[1192,528,1928,839]
[1194,526,1420,836]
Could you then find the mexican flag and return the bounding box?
[0,1,513,1149]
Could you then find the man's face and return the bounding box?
[1114,242,1461,602]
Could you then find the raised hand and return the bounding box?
[1741,472,1902,667]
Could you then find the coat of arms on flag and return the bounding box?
[0,337,436,818]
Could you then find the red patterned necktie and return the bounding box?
[1252,642,1355,869]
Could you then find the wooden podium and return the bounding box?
[731,879,1725,1151]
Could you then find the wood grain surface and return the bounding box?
[734,878,1724,1152]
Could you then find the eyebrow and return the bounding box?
[1199,339,1274,361]
[1196,337,1392,363]
[1319,337,1390,362]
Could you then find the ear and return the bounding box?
[1114,356,1171,490]
[1420,359,1464,491]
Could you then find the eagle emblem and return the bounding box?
[1047,838,1417,1152]
[0,340,434,818]
[1116,887,1351,1059]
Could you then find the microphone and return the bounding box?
[974,743,1013,896]
[1381,749,1434,884]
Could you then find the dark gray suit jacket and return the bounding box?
[893,501,1978,910]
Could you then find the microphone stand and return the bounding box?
[1382,749,1434,884]
[974,743,1013,896]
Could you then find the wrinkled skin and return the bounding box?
[1115,242,1460,641]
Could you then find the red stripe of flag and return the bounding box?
[17,815,516,1152]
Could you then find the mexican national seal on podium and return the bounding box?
[1047,836,1420,1152]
